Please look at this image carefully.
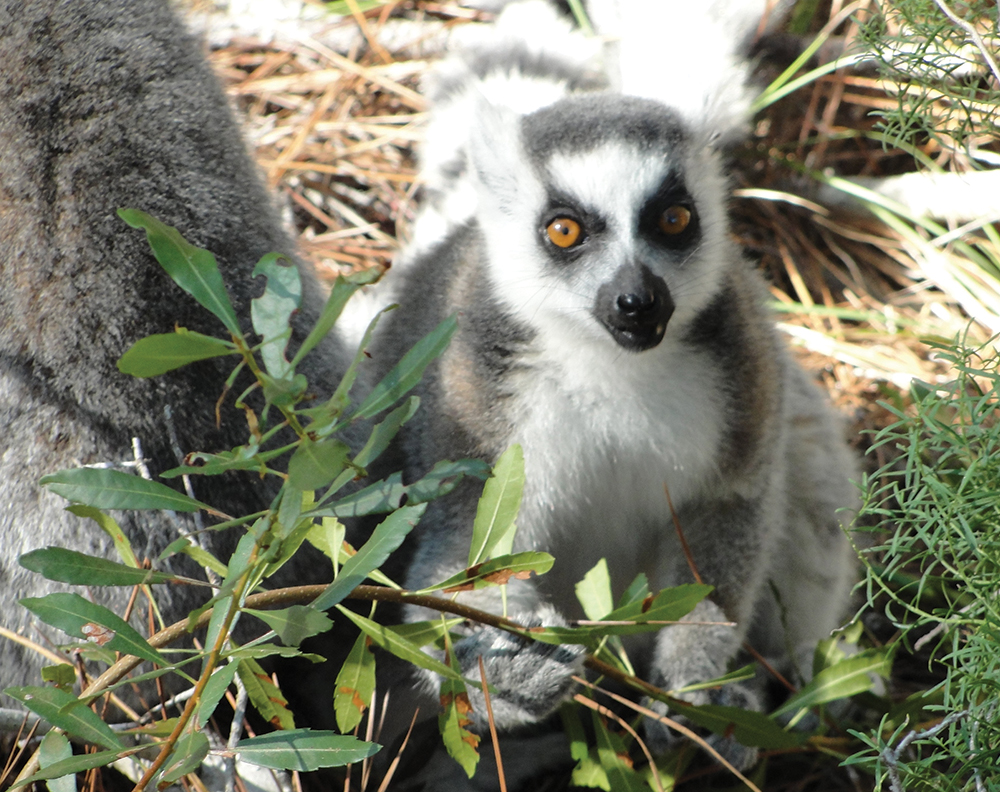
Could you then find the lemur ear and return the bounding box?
[467,94,527,217]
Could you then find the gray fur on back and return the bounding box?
[0,0,340,690]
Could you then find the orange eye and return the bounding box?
[546,217,582,248]
[659,205,692,235]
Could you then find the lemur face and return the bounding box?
[469,94,732,352]
[536,151,700,351]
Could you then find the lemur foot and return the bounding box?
[453,605,586,731]
[642,681,762,771]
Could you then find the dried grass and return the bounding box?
[210,14,427,279]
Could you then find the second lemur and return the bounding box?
[365,0,859,784]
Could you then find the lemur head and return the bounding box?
[468,93,732,353]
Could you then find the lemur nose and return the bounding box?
[617,291,655,316]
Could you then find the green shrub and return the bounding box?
[848,336,1000,791]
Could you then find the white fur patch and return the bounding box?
[586,0,785,138]
[508,326,727,606]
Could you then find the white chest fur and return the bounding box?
[507,324,726,606]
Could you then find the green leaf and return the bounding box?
[251,253,301,379]
[439,632,480,778]
[4,687,123,750]
[336,608,465,682]
[118,209,240,335]
[160,730,210,784]
[390,619,462,647]
[468,444,524,566]
[352,396,420,469]
[672,663,757,695]
[331,471,414,516]
[351,314,458,420]
[530,584,715,645]
[560,706,609,791]
[65,506,139,568]
[197,662,240,729]
[19,548,179,587]
[224,645,324,663]
[160,445,286,478]
[603,584,714,631]
[813,634,848,677]
[202,594,235,672]
[274,490,304,545]
[418,552,554,594]
[291,272,377,369]
[311,304,390,425]
[11,750,125,789]
[287,438,350,491]
[305,517,346,569]
[669,702,802,750]
[21,593,166,666]
[236,730,380,771]
[261,371,308,408]
[439,678,480,777]
[311,504,426,611]
[323,459,490,518]
[576,559,614,621]
[572,747,610,790]
[772,648,893,717]
[324,0,388,14]
[334,632,376,733]
[236,658,296,730]
[39,732,75,792]
[41,664,76,690]
[592,709,646,791]
[117,331,235,377]
[175,539,229,578]
[41,468,208,512]
[221,519,267,597]
[262,517,318,580]
[321,473,409,519]
[97,664,194,698]
[616,573,650,609]
[245,606,334,647]
[405,458,491,504]
[124,718,180,738]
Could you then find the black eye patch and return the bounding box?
[639,174,700,249]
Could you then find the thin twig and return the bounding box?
[344,0,394,65]
[571,687,664,792]
[663,482,702,585]
[931,0,1000,85]
[477,656,507,792]
[375,709,419,792]
[361,689,376,791]
[572,676,762,792]
[0,713,40,789]
[881,711,968,792]
[298,36,427,109]
[223,669,248,792]
[129,576,250,792]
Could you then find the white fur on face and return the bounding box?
[478,137,733,347]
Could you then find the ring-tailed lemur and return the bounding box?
[0,0,342,692]
[364,0,858,785]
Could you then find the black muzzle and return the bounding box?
[594,264,674,351]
